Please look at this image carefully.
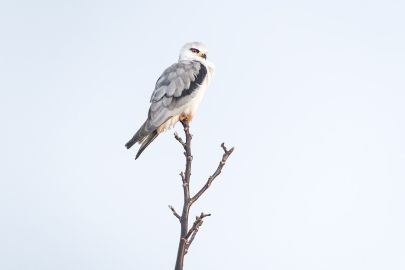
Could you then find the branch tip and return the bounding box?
[174,131,186,147]
[221,142,227,152]
[168,205,181,220]
[189,142,234,205]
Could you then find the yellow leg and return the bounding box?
[179,115,191,123]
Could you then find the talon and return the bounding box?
[179,115,192,123]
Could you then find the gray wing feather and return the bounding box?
[150,61,200,101]
[167,81,176,96]
[173,77,184,97]
[150,98,162,112]
[181,72,191,89]
[127,61,205,148]
[151,86,166,101]
[162,96,173,106]
[148,61,203,129]
[167,71,177,81]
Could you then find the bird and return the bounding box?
[125,42,215,160]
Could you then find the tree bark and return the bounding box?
[172,119,234,270]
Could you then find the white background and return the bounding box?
[1,1,404,269]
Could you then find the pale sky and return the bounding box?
[1,1,404,269]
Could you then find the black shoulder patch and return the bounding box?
[180,62,207,97]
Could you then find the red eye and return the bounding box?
[191,49,197,53]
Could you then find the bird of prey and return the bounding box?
[125,42,215,159]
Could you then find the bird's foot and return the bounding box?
[179,116,191,123]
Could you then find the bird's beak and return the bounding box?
[201,54,207,60]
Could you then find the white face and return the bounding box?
[179,42,208,61]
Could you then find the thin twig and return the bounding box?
[184,212,211,240]
[179,172,187,187]
[168,205,181,220]
[174,132,186,148]
[184,229,198,255]
[190,143,234,205]
[188,229,198,245]
[221,142,228,152]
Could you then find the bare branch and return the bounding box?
[184,229,198,255]
[184,212,211,240]
[221,142,227,152]
[179,172,187,187]
[174,119,193,270]
[190,144,234,205]
[174,119,234,270]
[184,212,211,254]
[168,205,181,220]
[174,132,186,148]
[185,230,197,253]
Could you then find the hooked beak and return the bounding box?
[201,54,207,60]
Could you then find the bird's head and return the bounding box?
[179,42,208,62]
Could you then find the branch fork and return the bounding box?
[184,213,211,254]
[179,172,187,187]
[171,119,234,270]
[174,132,186,148]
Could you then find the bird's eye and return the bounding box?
[190,48,199,54]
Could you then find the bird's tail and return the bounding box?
[125,136,138,149]
[125,119,160,160]
[125,120,149,149]
[135,130,159,160]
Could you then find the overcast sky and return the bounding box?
[1,1,404,269]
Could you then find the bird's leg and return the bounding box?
[179,115,191,123]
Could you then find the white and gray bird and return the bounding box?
[125,42,215,159]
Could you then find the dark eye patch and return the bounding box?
[190,48,200,53]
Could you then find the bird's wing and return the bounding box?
[125,61,207,150]
[148,60,207,126]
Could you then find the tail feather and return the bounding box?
[135,130,159,160]
[126,116,171,160]
[125,138,137,149]
[125,120,149,149]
